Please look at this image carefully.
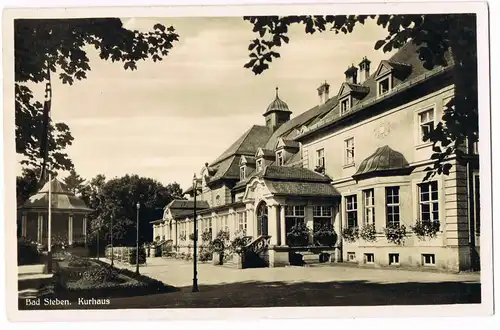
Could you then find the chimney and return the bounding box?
[344,65,358,84]
[358,57,371,84]
[317,81,330,105]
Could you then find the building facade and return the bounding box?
[152,41,480,272]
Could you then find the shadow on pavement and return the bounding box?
[102,279,481,309]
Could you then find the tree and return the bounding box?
[243,14,478,179]
[62,168,86,194]
[84,174,183,249]
[16,168,41,206]
[15,19,179,172]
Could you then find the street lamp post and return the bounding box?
[96,219,100,261]
[136,202,140,274]
[192,174,199,292]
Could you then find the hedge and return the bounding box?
[104,246,146,265]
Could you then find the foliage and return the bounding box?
[198,245,212,262]
[229,235,251,253]
[155,235,161,241]
[15,19,179,173]
[106,246,147,264]
[286,222,310,247]
[17,238,41,265]
[67,255,91,267]
[383,223,407,245]
[63,168,86,194]
[82,174,184,249]
[16,167,41,206]
[243,14,478,179]
[179,232,187,241]
[341,227,359,243]
[359,223,377,242]
[201,230,212,243]
[313,223,337,246]
[210,230,230,254]
[188,233,196,241]
[411,220,440,240]
[82,264,120,283]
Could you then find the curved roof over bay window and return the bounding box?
[353,145,413,179]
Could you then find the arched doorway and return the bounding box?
[256,201,268,236]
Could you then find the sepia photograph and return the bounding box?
[2,1,493,321]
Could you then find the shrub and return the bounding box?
[313,223,337,246]
[155,235,161,241]
[383,223,407,245]
[17,238,41,265]
[210,230,230,254]
[230,235,251,253]
[359,223,377,242]
[287,222,310,247]
[67,255,91,267]
[341,227,359,243]
[81,264,119,283]
[188,233,196,241]
[201,231,212,243]
[411,220,440,240]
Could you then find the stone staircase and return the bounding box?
[18,264,53,299]
[243,235,271,268]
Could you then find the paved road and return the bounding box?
[94,257,481,309]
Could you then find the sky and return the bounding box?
[24,17,394,191]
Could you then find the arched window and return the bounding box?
[256,202,268,236]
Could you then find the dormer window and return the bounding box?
[378,76,391,96]
[340,98,351,114]
[256,159,263,171]
[240,166,246,180]
[276,151,284,166]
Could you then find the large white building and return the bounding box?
[152,41,480,272]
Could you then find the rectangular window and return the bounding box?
[316,148,325,168]
[344,138,355,166]
[386,187,400,226]
[418,109,435,142]
[347,252,356,262]
[378,77,390,96]
[363,189,375,225]
[240,166,246,180]
[223,215,229,232]
[419,181,439,223]
[208,218,213,235]
[313,205,332,230]
[389,253,400,265]
[285,205,306,245]
[238,212,247,232]
[340,98,351,114]
[276,151,284,166]
[422,254,436,266]
[345,195,358,228]
[364,253,375,264]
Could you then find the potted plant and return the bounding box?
[188,233,196,241]
[210,230,229,265]
[341,227,359,243]
[383,223,407,245]
[286,222,310,247]
[201,230,212,243]
[359,223,377,242]
[410,220,440,240]
[313,223,337,246]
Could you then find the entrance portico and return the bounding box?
[242,167,341,267]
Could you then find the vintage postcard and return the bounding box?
[3,0,493,322]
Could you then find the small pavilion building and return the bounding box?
[18,178,93,247]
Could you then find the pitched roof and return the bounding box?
[20,178,93,213]
[165,199,210,220]
[299,41,454,139]
[265,180,340,197]
[256,148,275,158]
[264,96,336,150]
[260,166,331,183]
[211,125,272,165]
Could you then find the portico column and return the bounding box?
[37,213,43,244]
[68,214,73,245]
[83,216,87,246]
[268,205,279,245]
[280,206,286,246]
[21,213,27,237]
